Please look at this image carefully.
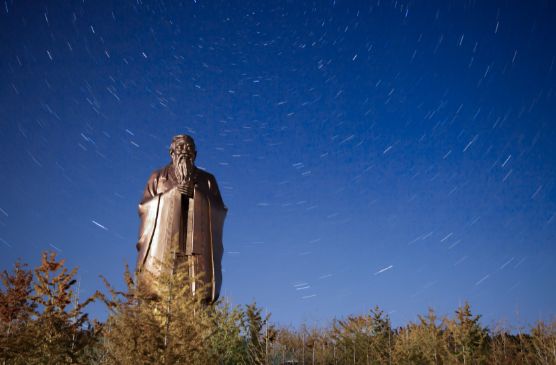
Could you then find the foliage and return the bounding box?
[331,306,393,364]
[0,252,101,365]
[0,261,36,364]
[393,308,447,364]
[207,299,249,365]
[242,302,276,365]
[100,260,261,365]
[99,261,217,365]
[529,320,556,365]
[2,252,556,365]
[444,302,489,364]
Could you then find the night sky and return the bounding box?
[1,0,555,328]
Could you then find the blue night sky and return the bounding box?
[1,0,555,328]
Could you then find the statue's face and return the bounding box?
[170,138,196,183]
[171,139,196,162]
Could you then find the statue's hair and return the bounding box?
[169,134,196,154]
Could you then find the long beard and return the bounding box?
[173,154,190,185]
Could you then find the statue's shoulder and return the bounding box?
[195,168,225,206]
[195,169,220,193]
[144,164,173,196]
[149,164,172,181]
[195,168,216,182]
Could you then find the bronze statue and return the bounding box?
[136,135,226,302]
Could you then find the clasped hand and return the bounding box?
[177,181,194,197]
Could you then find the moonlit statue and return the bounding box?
[136,135,226,302]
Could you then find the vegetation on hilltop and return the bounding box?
[1,252,555,364]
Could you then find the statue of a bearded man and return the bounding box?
[135,135,226,302]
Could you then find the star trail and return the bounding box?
[1,0,555,327]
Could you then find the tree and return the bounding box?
[444,302,489,365]
[99,265,164,364]
[30,252,101,364]
[0,261,36,364]
[415,308,448,364]
[207,299,249,365]
[332,306,393,365]
[393,324,428,365]
[101,259,219,365]
[393,308,448,364]
[529,319,556,365]
[1,252,100,365]
[243,302,275,365]
[272,326,304,365]
[489,325,529,365]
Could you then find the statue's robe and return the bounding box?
[136,163,226,302]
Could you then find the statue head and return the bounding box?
[169,134,196,183]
